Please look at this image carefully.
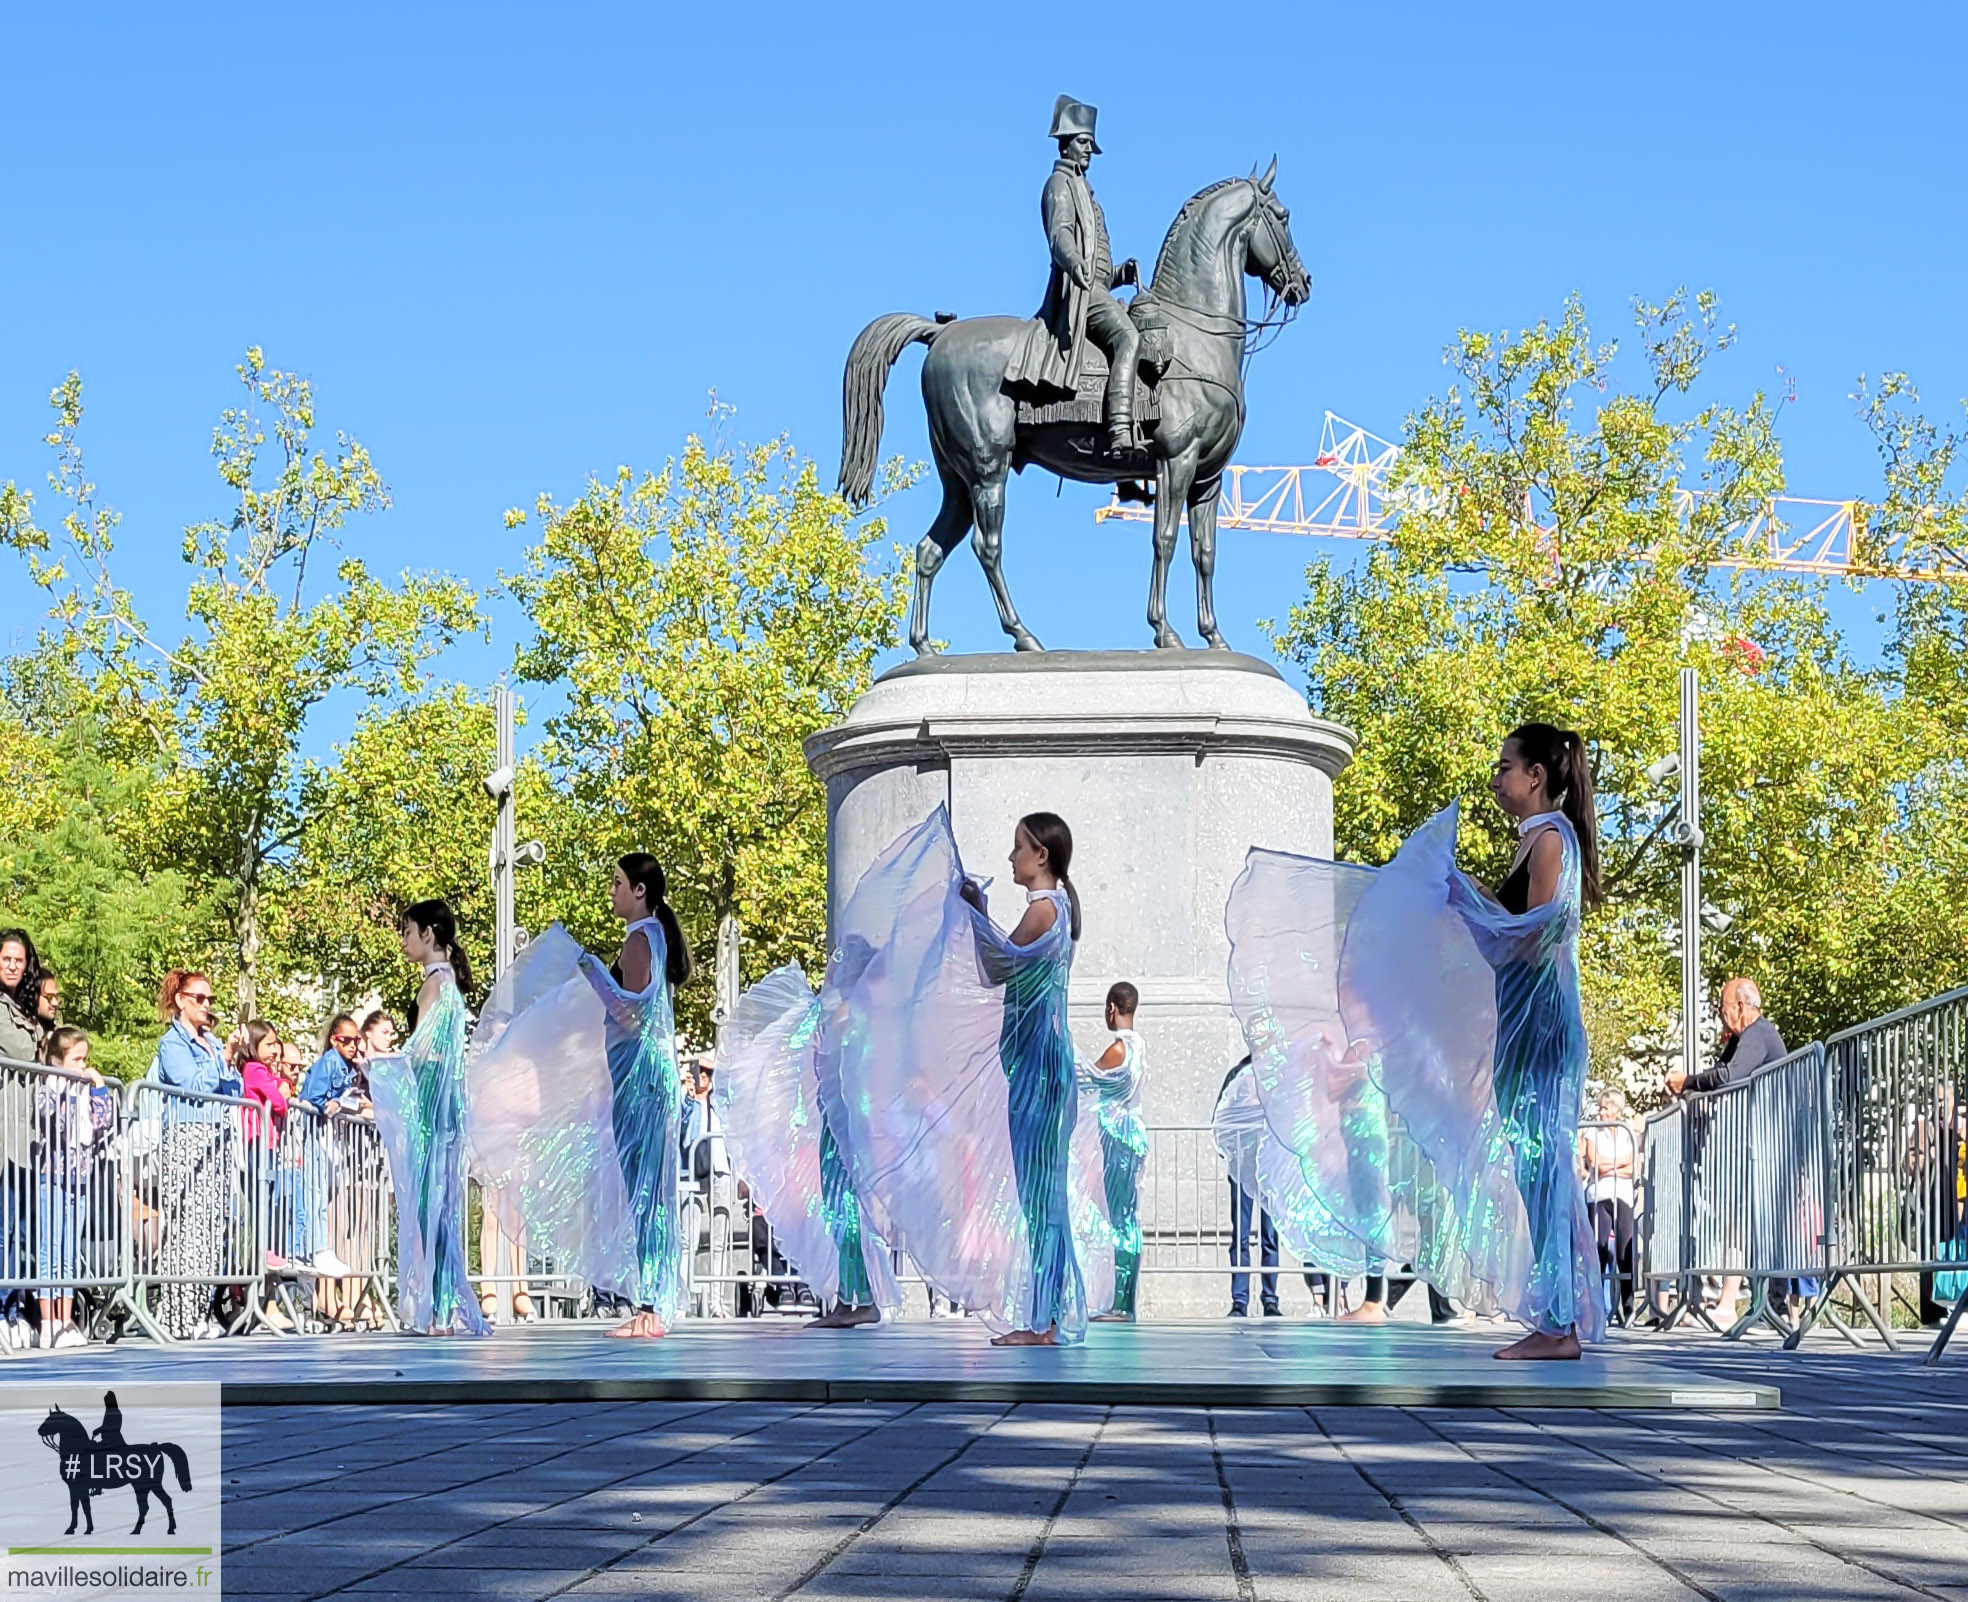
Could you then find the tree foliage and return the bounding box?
[504,423,910,1033]
[1271,291,1968,1101]
[1,354,482,1015]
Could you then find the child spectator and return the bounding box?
[36,1025,102,1348]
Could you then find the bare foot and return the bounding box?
[1089,1311,1134,1323]
[990,1327,1058,1347]
[1337,1302,1387,1325]
[608,1310,667,1339]
[1493,1328,1580,1361]
[808,1303,879,1329]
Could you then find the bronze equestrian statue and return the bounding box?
[839,97,1309,655]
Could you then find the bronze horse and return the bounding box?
[839,163,1308,654]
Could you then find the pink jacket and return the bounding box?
[241,1058,288,1144]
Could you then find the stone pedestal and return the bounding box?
[803,650,1354,1129]
[806,651,1354,1318]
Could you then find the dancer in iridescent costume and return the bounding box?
[1225,722,1604,1359]
[370,899,488,1335]
[960,812,1085,1347]
[1081,981,1147,1322]
[581,853,692,1339]
[813,808,1106,1345]
[714,964,900,1328]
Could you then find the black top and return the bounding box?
[1496,859,1531,915]
[1686,1014,1787,1094]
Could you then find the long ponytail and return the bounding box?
[1506,722,1602,908]
[402,899,473,994]
[1017,811,1083,941]
[618,853,692,987]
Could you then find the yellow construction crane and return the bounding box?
[1096,412,1958,580]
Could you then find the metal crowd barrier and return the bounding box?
[678,1132,822,1317]
[1,1057,125,1350]
[1636,1045,1833,1341]
[1815,989,1968,1359]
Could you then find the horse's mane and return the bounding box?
[1152,177,1243,284]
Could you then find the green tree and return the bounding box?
[505,423,909,1034]
[0,714,204,1077]
[1270,290,1950,1097]
[2,355,483,1016]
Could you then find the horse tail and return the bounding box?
[162,1443,192,1491]
[840,313,941,506]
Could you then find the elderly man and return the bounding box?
[1668,979,1787,1319]
[1669,979,1786,1096]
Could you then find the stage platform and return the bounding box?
[0,1318,1778,1409]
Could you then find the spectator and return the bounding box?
[1214,1055,1281,1316]
[34,1025,103,1348]
[0,928,44,1061]
[151,969,238,1340]
[681,1054,735,1318]
[277,1038,307,1100]
[1666,978,1786,1321]
[301,1014,365,1119]
[34,972,62,1034]
[234,1021,287,1145]
[1581,1087,1638,1320]
[297,1016,360,1284]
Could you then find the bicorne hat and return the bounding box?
[1048,95,1101,154]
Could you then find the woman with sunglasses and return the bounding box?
[152,969,240,1339]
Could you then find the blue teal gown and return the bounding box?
[370,962,488,1334]
[814,808,1094,1342]
[713,963,900,1316]
[1224,804,1603,1339]
[579,917,684,1325]
[971,885,1084,1336]
[1079,1031,1147,1316]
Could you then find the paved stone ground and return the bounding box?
[223,1336,1968,1602]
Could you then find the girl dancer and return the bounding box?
[960,812,1084,1346]
[1082,982,1147,1322]
[1464,723,1601,1358]
[714,964,900,1328]
[1225,722,1603,1358]
[370,900,487,1335]
[581,854,690,1339]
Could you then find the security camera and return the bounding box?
[1700,902,1733,934]
[514,840,546,867]
[483,765,515,802]
[1645,754,1680,786]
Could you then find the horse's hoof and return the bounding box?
[1012,632,1045,653]
[1203,634,1230,651]
[910,640,939,658]
[1154,630,1187,650]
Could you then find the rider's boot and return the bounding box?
[1105,377,1137,459]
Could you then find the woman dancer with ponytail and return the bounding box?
[582,854,690,1339]
[371,900,487,1335]
[1225,722,1604,1360]
[1464,723,1601,1358]
[959,813,1085,1347]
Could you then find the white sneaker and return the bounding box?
[53,1326,86,1349]
[312,1250,355,1278]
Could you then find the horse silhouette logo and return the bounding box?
[38,1390,194,1536]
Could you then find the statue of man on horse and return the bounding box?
[839,98,1309,656]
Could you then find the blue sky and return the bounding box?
[3,2,1962,749]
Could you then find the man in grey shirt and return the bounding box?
[1667,979,1787,1319]
[1671,979,1787,1094]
